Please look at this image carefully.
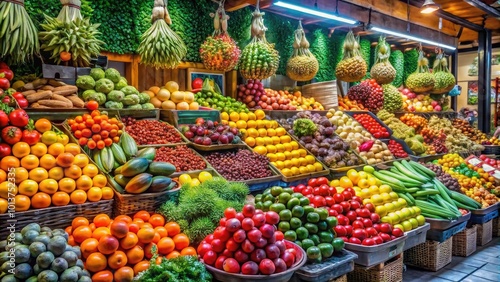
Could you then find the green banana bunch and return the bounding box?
[239,40,279,80]
[0,1,40,65]
[38,14,104,67]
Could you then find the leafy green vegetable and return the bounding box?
[293,118,317,137]
[360,38,371,79]
[390,50,404,87]
[404,49,419,85]
[135,255,212,282]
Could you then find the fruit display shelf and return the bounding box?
[409,153,447,163]
[345,111,393,138]
[481,145,500,155]
[343,234,407,267]
[425,211,471,231]
[204,241,307,282]
[381,137,413,159]
[394,111,458,120]
[403,222,431,251]
[471,202,500,215]
[291,249,358,282]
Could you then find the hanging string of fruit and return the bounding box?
[238,0,279,80]
[431,51,456,94]
[335,31,367,82]
[57,0,82,22]
[286,21,319,81]
[199,1,241,72]
[38,0,104,67]
[405,49,435,93]
[0,0,39,65]
[137,0,187,69]
[370,36,396,85]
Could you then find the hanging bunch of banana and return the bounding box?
[0,0,40,65]
[137,0,187,69]
[38,0,104,67]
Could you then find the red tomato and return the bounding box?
[0,110,8,127]
[316,177,328,186]
[21,129,41,145]
[192,78,203,90]
[0,69,13,81]
[307,178,318,188]
[0,143,11,158]
[1,126,22,144]
[16,98,28,109]
[86,100,99,111]
[8,109,29,127]
[12,92,24,100]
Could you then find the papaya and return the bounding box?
[125,173,153,194]
[120,158,150,177]
[114,165,123,175]
[107,177,125,194]
[120,132,138,159]
[114,174,131,187]
[136,147,156,160]
[146,162,176,177]
[149,176,172,192]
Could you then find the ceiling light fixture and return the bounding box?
[370,26,456,50]
[421,0,440,14]
[274,1,358,25]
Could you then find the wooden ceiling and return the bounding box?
[223,0,500,49]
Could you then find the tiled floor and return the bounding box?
[404,237,500,282]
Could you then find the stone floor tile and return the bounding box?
[434,270,469,281]
[460,276,498,282]
[469,269,500,281]
[444,263,478,274]
[480,263,500,274]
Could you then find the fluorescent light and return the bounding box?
[371,26,456,50]
[421,0,440,14]
[274,1,357,25]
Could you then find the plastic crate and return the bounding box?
[343,234,406,267]
[470,209,499,224]
[348,253,403,282]
[476,220,493,246]
[403,223,431,251]
[426,221,467,242]
[290,250,357,282]
[404,237,452,272]
[452,226,477,257]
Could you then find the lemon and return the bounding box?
[306,164,316,173]
[245,137,256,147]
[290,158,300,167]
[254,109,265,120]
[305,155,315,164]
[314,162,323,171]
[248,112,257,121]
[256,120,265,129]
[247,120,257,129]
[276,153,286,162]
[283,160,292,168]
[298,157,308,166]
[191,178,201,187]
[267,128,276,137]
[263,137,274,146]
[290,167,300,176]
[266,145,277,154]
[236,120,247,129]
[179,174,192,185]
[239,112,249,121]
[275,144,285,152]
[229,112,240,122]
[267,153,277,162]
[275,161,285,170]
[284,151,292,160]
[281,168,292,177]
[198,171,213,183]
[275,127,286,136]
[228,121,237,128]
[258,128,268,136]
[255,137,266,146]
[299,166,309,174]
[220,112,229,121]
[290,141,299,150]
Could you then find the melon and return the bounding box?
[165,81,179,93]
[156,89,171,102]
[177,102,190,110]
[150,97,162,108]
[161,100,176,110]
[189,102,199,110]
[148,86,160,95]
[184,92,195,103]
[171,91,184,103]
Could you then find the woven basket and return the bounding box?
[403,237,452,271]
[476,220,493,246]
[112,187,180,217]
[347,254,403,282]
[329,274,347,282]
[0,200,113,239]
[493,216,500,237]
[452,226,477,257]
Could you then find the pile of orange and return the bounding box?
[67,211,195,281]
[221,110,324,177]
[0,118,113,214]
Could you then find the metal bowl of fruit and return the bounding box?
[204,241,307,282]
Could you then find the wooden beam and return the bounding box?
[225,0,272,11]
[464,0,500,18]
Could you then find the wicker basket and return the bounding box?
[452,226,477,257]
[476,220,493,246]
[403,237,452,271]
[112,187,180,217]
[0,200,113,239]
[347,254,403,282]
[493,216,500,237]
[329,274,347,282]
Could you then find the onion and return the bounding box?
[250,89,256,95]
[247,83,254,89]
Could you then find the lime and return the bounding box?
[255,202,263,210]
[317,221,328,231]
[307,212,320,223]
[263,188,271,195]
[271,186,284,196]
[318,243,334,258]
[279,209,292,221]
[300,197,311,206]
[319,231,334,243]
[291,205,305,218]
[409,218,419,229]
[296,227,309,240]
[263,194,275,202]
[278,192,291,204]
[363,165,375,173]
[290,217,302,229]
[315,208,329,220]
[306,246,321,260]
[291,192,304,198]
[286,198,300,210]
[255,194,263,203]
[303,206,314,215]
[301,239,315,250]
[262,201,273,211]
[270,203,286,213]
[416,215,425,226]
[294,240,302,248]
[332,238,345,252]
[284,230,297,241]
[305,223,319,234]
[325,217,338,229]
[278,221,291,232]
[283,188,294,194]
[309,234,320,245]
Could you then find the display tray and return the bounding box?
[101,108,160,119]
[470,209,499,225]
[25,108,88,121]
[343,235,407,267]
[425,212,471,230]
[170,167,224,180]
[149,144,212,176]
[471,202,500,215]
[381,137,413,158]
[481,145,500,155]
[404,223,431,251]
[291,249,358,282]
[205,241,306,282]
[409,153,446,163]
[263,110,330,120]
[345,111,394,137]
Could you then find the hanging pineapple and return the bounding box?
[405,50,435,93]
[370,36,396,85]
[238,2,279,80]
[286,21,319,81]
[431,52,456,94]
[335,31,367,82]
[199,1,241,72]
